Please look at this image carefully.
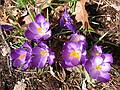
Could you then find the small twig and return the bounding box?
[95,31,109,44]
[15,70,37,74]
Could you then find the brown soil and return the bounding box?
[0,0,120,90]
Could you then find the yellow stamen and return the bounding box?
[96,65,102,70]
[70,50,81,59]
[40,50,48,57]
[96,52,100,56]
[19,54,26,60]
[37,27,43,34]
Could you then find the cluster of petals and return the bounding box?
[62,33,87,68]
[31,42,55,68]
[60,9,76,33]
[85,45,113,82]
[11,42,55,70]
[11,14,55,70]
[11,42,32,70]
[10,11,113,83]
[25,14,51,41]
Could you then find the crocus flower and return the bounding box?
[62,41,87,68]
[85,53,113,83]
[31,42,55,68]
[70,33,87,48]
[11,42,32,70]
[60,9,76,33]
[92,45,102,56]
[25,14,51,41]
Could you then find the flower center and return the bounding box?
[18,54,26,60]
[40,50,48,57]
[37,27,44,34]
[96,65,102,70]
[70,50,81,59]
[96,52,100,56]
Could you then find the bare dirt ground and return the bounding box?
[0,0,120,90]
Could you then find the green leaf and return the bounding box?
[17,0,29,8]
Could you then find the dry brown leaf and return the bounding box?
[36,0,52,9]
[75,0,91,29]
[51,6,64,20]
[23,15,32,25]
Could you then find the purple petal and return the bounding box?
[98,72,110,83]
[103,54,113,64]
[101,63,111,72]
[38,42,49,49]
[48,58,54,65]
[48,52,55,65]
[11,50,20,60]
[78,43,83,52]
[42,22,50,31]
[62,60,74,68]
[85,60,92,73]
[81,56,87,66]
[70,33,86,42]
[42,30,51,40]
[11,48,27,59]
[1,25,14,31]
[65,22,76,33]
[25,30,37,40]
[22,42,32,53]
[28,22,40,34]
[38,58,48,68]
[13,59,26,67]
[81,46,86,54]
[31,56,41,68]
[92,45,102,56]
[22,63,29,70]
[25,53,31,63]
[65,42,77,50]
[35,14,46,25]
[94,45,102,53]
[60,9,76,33]
[93,56,103,66]
[32,47,44,55]
[62,51,71,61]
[34,34,43,40]
[70,58,80,66]
[89,68,100,79]
[60,16,65,27]
[31,56,48,68]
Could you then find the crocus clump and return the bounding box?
[62,41,87,68]
[60,9,76,33]
[9,9,113,83]
[85,45,113,82]
[31,42,55,68]
[25,14,51,41]
[11,42,32,70]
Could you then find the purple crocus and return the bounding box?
[25,14,51,41]
[11,42,32,70]
[92,45,102,56]
[60,9,76,33]
[62,41,87,68]
[70,33,87,48]
[85,54,113,83]
[31,42,55,68]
